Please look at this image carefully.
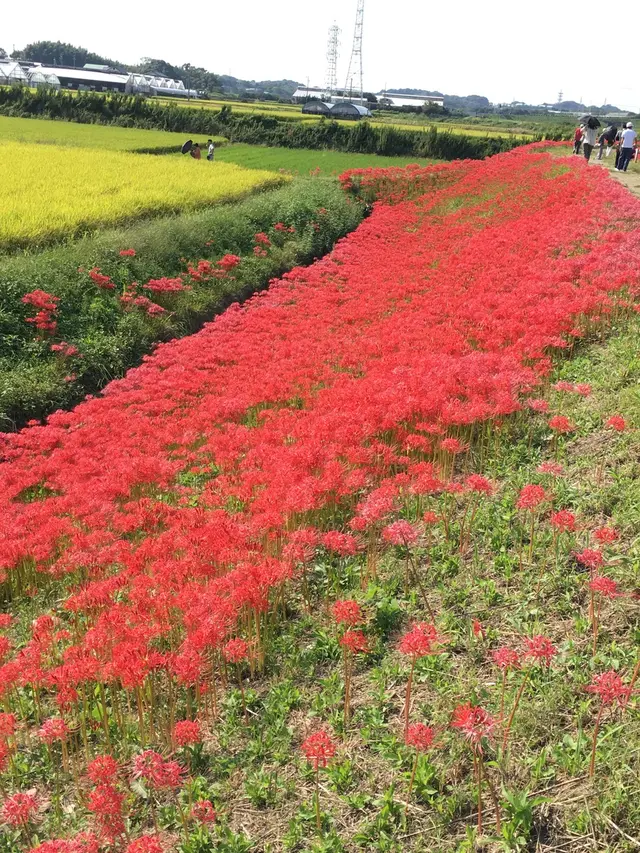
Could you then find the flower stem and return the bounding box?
[589,704,604,778]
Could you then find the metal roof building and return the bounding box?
[377,93,445,109]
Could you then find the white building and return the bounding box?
[377,92,444,109]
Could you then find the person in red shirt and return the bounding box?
[573,126,583,155]
[190,143,202,160]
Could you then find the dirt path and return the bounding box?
[589,151,640,198]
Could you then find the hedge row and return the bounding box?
[0,178,365,430]
[0,87,533,160]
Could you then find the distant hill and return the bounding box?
[553,100,622,114]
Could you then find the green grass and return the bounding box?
[212,143,435,174]
[0,114,225,152]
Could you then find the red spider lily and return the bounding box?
[143,277,189,294]
[548,415,575,434]
[87,784,125,841]
[332,600,363,627]
[382,520,419,546]
[589,575,622,654]
[422,511,439,524]
[492,646,521,721]
[472,620,486,640]
[526,398,550,413]
[301,729,336,830]
[404,722,436,803]
[550,510,576,533]
[605,415,627,432]
[222,638,249,664]
[399,623,442,736]
[575,548,604,573]
[124,837,164,853]
[88,267,114,290]
[217,253,241,271]
[173,719,202,747]
[452,704,499,833]
[0,615,12,629]
[132,750,183,790]
[190,799,217,824]
[322,531,359,556]
[516,485,548,510]
[119,249,136,257]
[21,289,59,335]
[86,755,119,785]
[2,791,38,827]
[537,461,564,476]
[339,629,370,725]
[37,717,69,745]
[465,474,494,495]
[502,636,557,754]
[587,671,629,778]
[28,833,100,853]
[593,526,619,544]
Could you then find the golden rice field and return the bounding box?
[0,115,225,151]
[0,141,287,250]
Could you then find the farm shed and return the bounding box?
[377,92,445,109]
[330,102,372,120]
[302,101,333,116]
[27,64,129,93]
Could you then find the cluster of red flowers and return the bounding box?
[0,150,638,842]
[21,290,60,335]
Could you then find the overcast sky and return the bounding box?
[3,0,640,111]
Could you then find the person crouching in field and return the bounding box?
[597,124,617,160]
[573,125,583,155]
[207,139,216,161]
[581,124,597,162]
[190,143,202,160]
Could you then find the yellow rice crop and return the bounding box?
[0,142,287,250]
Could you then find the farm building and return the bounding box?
[377,92,445,109]
[292,86,330,103]
[330,102,372,119]
[0,61,29,85]
[301,100,333,116]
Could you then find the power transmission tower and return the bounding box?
[345,0,364,103]
[557,90,563,104]
[325,23,340,98]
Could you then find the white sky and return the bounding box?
[3,0,640,111]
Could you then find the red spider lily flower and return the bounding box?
[465,474,494,494]
[28,833,101,853]
[322,531,359,556]
[405,722,436,751]
[589,575,620,599]
[605,415,627,432]
[173,719,202,746]
[300,729,336,769]
[382,520,419,546]
[550,510,576,532]
[451,703,495,753]
[0,615,12,629]
[124,837,164,853]
[587,670,628,707]
[37,717,69,744]
[548,415,575,434]
[523,635,557,667]
[191,799,217,824]
[332,599,363,627]
[552,381,575,393]
[593,526,619,544]
[86,784,125,837]
[516,485,549,510]
[537,461,564,476]
[491,646,521,671]
[0,741,9,772]
[398,622,441,657]
[472,620,486,640]
[0,712,16,738]
[119,249,136,257]
[526,398,550,413]
[422,511,439,524]
[2,791,38,827]
[575,383,592,396]
[575,548,604,571]
[440,437,468,455]
[339,629,370,654]
[88,267,114,290]
[86,755,119,785]
[222,638,249,664]
[132,750,183,790]
[217,253,241,271]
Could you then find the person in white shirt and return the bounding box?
[581,124,598,161]
[615,123,637,172]
[207,139,216,161]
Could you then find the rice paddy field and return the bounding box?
[0,115,225,152]
[212,143,434,173]
[0,141,285,249]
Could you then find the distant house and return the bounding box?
[377,92,444,109]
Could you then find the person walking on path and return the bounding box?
[597,124,617,160]
[615,122,637,172]
[207,139,216,161]
[573,125,584,155]
[582,124,597,162]
[190,143,202,160]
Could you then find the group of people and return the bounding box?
[574,121,637,172]
[190,139,216,161]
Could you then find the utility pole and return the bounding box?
[325,23,340,99]
[345,0,364,104]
